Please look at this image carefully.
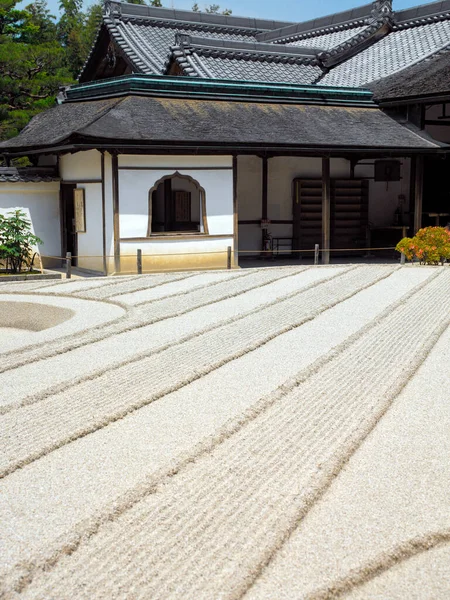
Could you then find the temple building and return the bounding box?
[1,0,450,273]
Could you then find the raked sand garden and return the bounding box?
[0,264,449,599]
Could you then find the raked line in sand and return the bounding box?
[343,536,450,600]
[1,268,448,598]
[0,265,318,372]
[0,266,329,411]
[245,317,450,600]
[0,267,433,582]
[0,266,390,478]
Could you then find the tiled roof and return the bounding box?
[0,91,442,153]
[319,18,450,87]
[76,1,450,97]
[284,27,368,50]
[189,54,321,84]
[171,35,322,82]
[369,48,450,99]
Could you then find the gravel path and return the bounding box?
[0,267,432,583]
[246,316,450,600]
[0,266,386,478]
[0,265,448,600]
[0,266,332,412]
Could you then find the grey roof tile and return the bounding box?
[109,20,258,74]
[284,26,368,50]
[0,94,442,152]
[190,53,321,84]
[320,18,450,87]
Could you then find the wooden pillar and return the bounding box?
[413,155,424,234]
[233,155,239,267]
[261,156,268,251]
[322,157,331,264]
[111,153,120,274]
[100,151,107,275]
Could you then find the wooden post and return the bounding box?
[314,244,320,265]
[227,246,232,270]
[112,153,120,274]
[66,252,72,279]
[137,249,142,274]
[414,155,424,234]
[322,157,331,265]
[233,155,239,267]
[101,151,107,275]
[261,156,268,253]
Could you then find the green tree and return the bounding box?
[58,0,84,76]
[0,209,43,273]
[150,0,163,6]
[192,3,232,15]
[21,0,57,44]
[81,0,102,58]
[0,0,73,141]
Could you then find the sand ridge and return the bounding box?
[0,265,448,599]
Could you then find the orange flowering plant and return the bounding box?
[396,227,450,265]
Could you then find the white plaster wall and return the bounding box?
[121,237,233,257]
[0,183,61,260]
[76,183,103,270]
[118,161,233,238]
[118,155,232,169]
[59,150,102,181]
[104,153,114,260]
[237,155,262,220]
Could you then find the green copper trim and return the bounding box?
[65,74,375,107]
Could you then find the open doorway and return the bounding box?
[61,183,77,265]
[423,155,450,227]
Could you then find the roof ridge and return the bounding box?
[394,0,450,28]
[171,33,322,68]
[318,7,393,68]
[178,34,323,56]
[256,2,375,43]
[103,0,292,31]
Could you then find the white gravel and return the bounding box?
[10,268,450,600]
[0,265,448,600]
[0,267,333,411]
[246,317,450,600]
[0,266,433,583]
[111,270,245,305]
[0,294,125,353]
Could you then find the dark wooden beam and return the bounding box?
[414,155,424,233]
[101,151,107,275]
[322,157,331,264]
[233,155,238,267]
[261,156,268,251]
[111,152,120,274]
[424,120,450,127]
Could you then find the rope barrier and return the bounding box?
[40,246,398,261]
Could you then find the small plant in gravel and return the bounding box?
[396,227,450,265]
[0,210,43,274]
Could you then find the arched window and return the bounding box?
[147,172,208,235]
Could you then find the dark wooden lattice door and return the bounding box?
[293,179,369,254]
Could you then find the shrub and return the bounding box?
[0,210,43,273]
[396,227,450,265]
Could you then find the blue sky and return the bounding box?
[25,0,439,21]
